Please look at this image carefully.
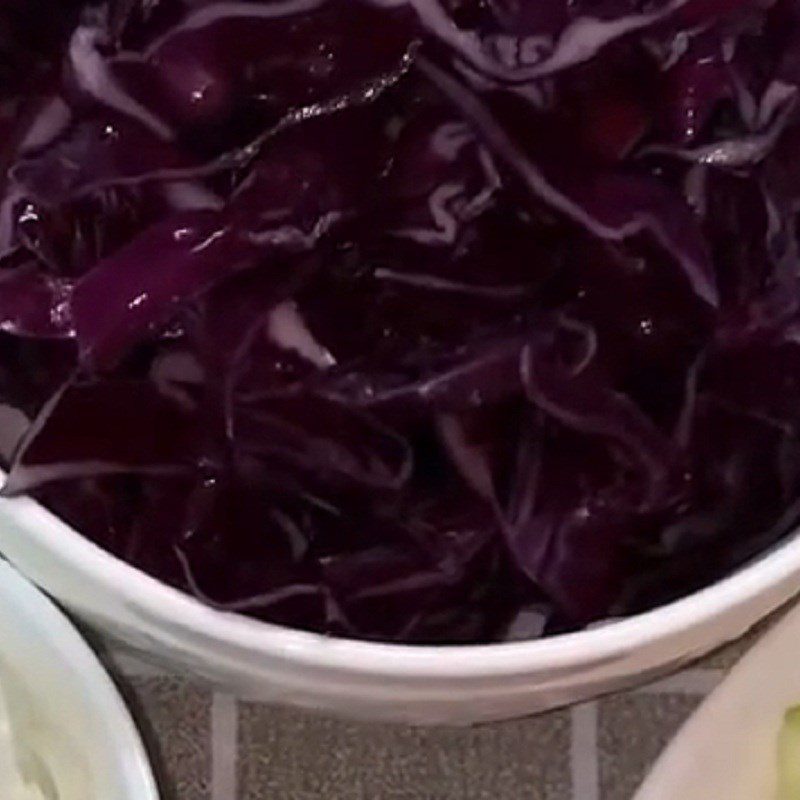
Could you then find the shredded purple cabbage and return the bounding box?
[2,0,800,642]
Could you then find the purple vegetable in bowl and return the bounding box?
[1,0,800,643]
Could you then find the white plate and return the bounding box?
[635,599,800,800]
[0,558,158,799]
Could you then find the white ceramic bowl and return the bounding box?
[634,591,800,799]
[1,487,799,724]
[0,557,158,798]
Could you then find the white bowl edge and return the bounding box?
[0,558,158,799]
[2,478,800,722]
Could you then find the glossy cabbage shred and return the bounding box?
[2,0,800,643]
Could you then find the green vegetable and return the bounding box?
[779,706,800,799]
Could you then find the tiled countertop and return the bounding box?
[101,614,774,800]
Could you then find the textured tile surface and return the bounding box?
[238,704,570,800]
[598,693,702,800]
[120,676,212,800]
[99,596,791,799]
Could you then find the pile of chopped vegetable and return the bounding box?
[2,0,800,642]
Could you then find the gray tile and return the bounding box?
[119,675,212,800]
[598,693,701,800]
[238,703,570,800]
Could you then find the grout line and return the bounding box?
[211,692,239,800]
[635,668,725,696]
[571,701,600,800]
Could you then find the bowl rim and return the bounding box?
[632,572,800,799]
[5,486,800,680]
[0,557,158,798]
